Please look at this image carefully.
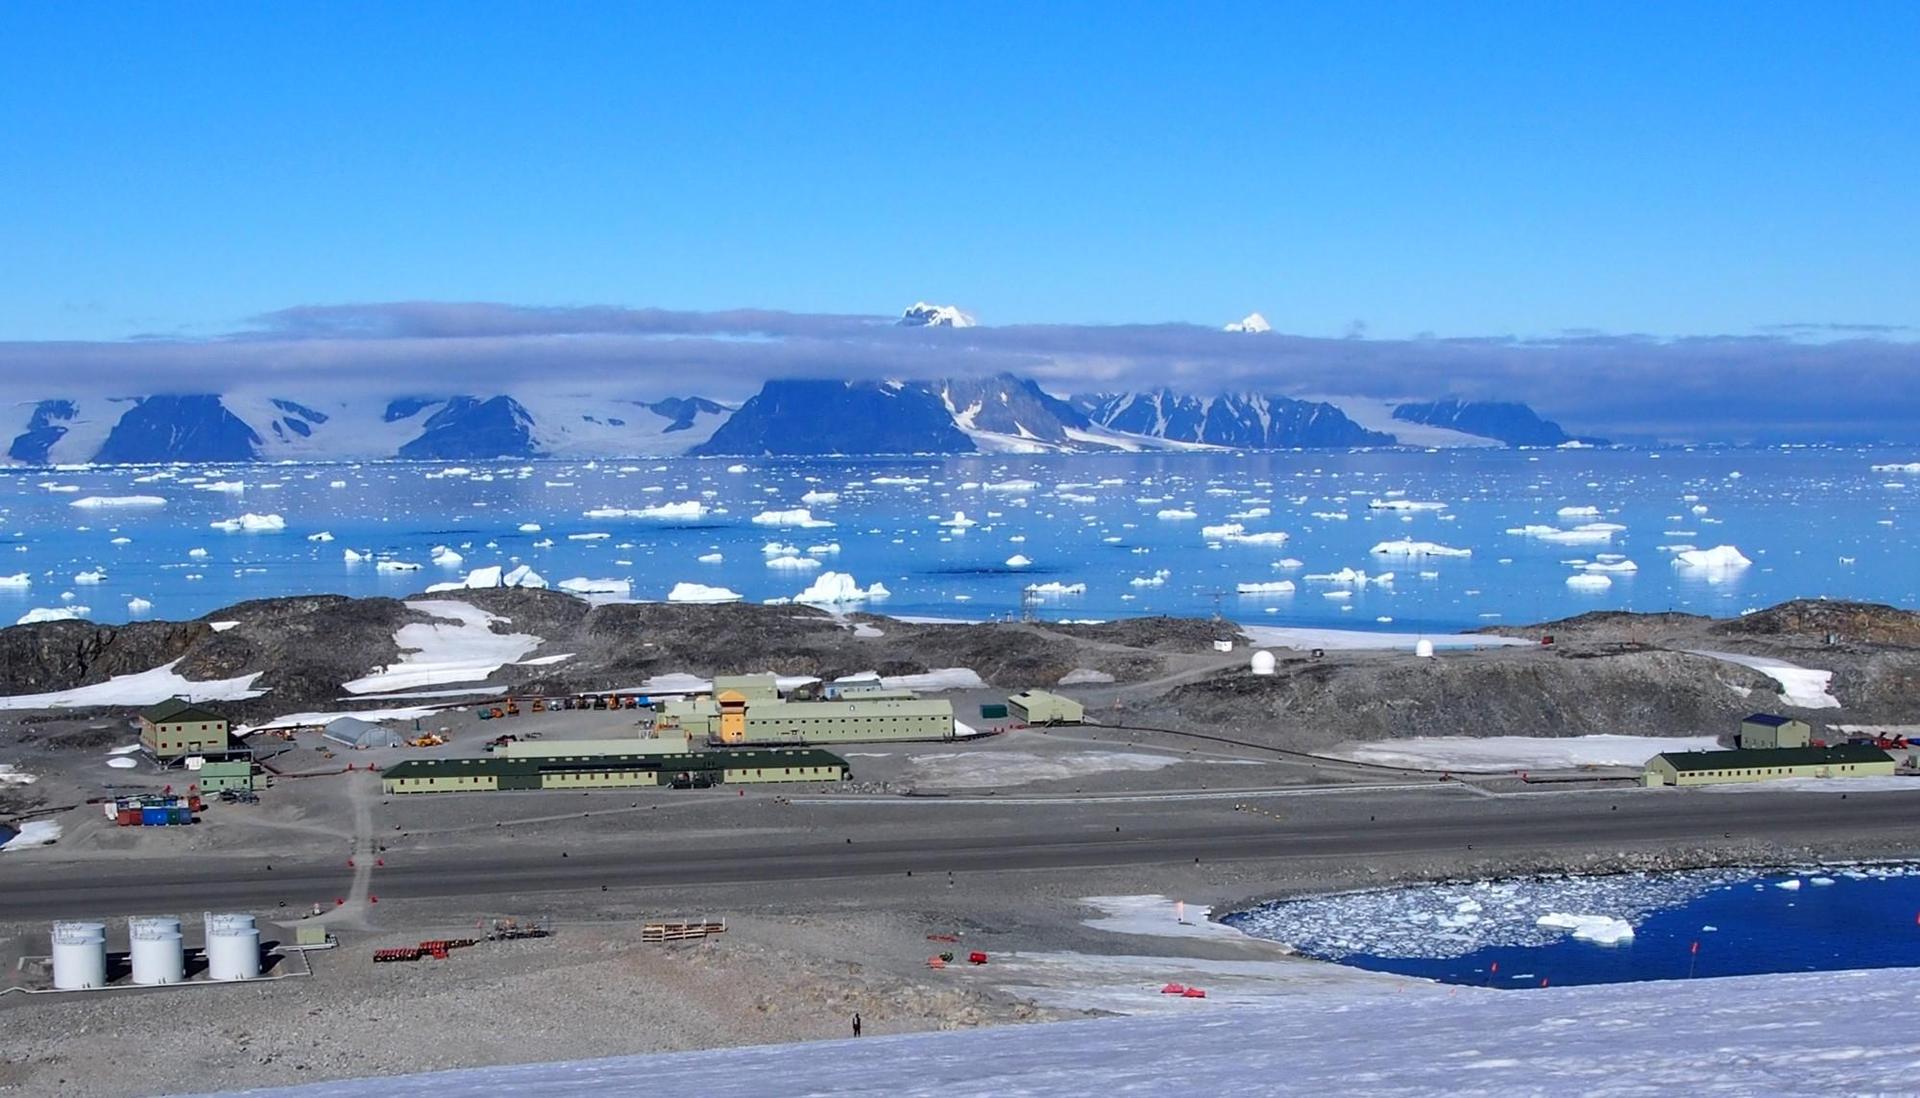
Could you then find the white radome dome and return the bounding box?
[1250,649,1277,676]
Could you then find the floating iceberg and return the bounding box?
[666,581,741,603]
[1673,544,1752,573]
[17,606,89,625]
[585,501,709,520]
[753,508,834,528]
[70,495,166,509]
[1566,573,1613,590]
[1536,912,1635,945]
[560,577,632,595]
[1370,539,1470,558]
[1368,499,1446,512]
[209,513,286,533]
[375,560,422,573]
[1005,554,1033,567]
[766,554,822,570]
[1236,581,1296,594]
[793,571,891,605]
[1024,581,1087,597]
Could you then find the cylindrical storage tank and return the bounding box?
[51,922,108,990]
[129,917,185,985]
[1249,650,1277,676]
[206,928,260,980]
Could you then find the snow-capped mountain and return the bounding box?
[898,301,976,328]
[1224,312,1272,333]
[1391,399,1595,447]
[1073,390,1395,449]
[2,382,1588,463]
[3,392,733,463]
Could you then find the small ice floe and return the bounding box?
[209,513,286,533]
[1368,499,1445,512]
[1775,879,1803,891]
[188,548,208,558]
[1305,567,1390,587]
[1536,913,1635,945]
[1006,554,1033,568]
[307,531,335,542]
[567,532,610,541]
[376,560,421,572]
[1672,544,1752,576]
[518,522,543,532]
[1156,508,1198,520]
[73,570,107,584]
[1370,539,1470,558]
[430,546,464,567]
[70,495,166,509]
[666,581,740,603]
[753,508,834,528]
[1024,581,1086,597]
[343,549,368,563]
[800,490,839,505]
[697,552,724,563]
[585,501,708,520]
[939,511,977,529]
[17,606,89,624]
[0,573,30,587]
[1130,570,1170,587]
[126,597,153,614]
[766,554,822,570]
[1237,581,1295,595]
[1566,574,1613,590]
[1557,505,1601,517]
[560,577,632,595]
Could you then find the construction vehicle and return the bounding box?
[504,700,520,717]
[407,732,447,748]
[484,915,553,941]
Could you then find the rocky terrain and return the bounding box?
[0,592,1914,751]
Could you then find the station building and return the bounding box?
[379,747,851,795]
[658,692,956,745]
[139,698,237,760]
[1643,744,1894,788]
[1007,690,1085,725]
[1738,713,1813,750]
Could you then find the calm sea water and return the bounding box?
[1228,866,1920,988]
[1,447,1915,627]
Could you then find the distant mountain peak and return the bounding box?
[1224,312,1272,333]
[898,301,976,329]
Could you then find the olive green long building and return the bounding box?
[1643,744,1894,788]
[380,748,850,795]
[662,694,956,745]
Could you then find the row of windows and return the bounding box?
[1686,763,1868,779]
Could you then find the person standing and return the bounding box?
[852,1012,863,1037]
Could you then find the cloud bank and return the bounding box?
[3,301,1917,442]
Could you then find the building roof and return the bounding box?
[746,698,953,718]
[1741,713,1801,727]
[1651,745,1892,773]
[139,697,224,724]
[382,747,851,781]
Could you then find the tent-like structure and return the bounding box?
[322,716,403,749]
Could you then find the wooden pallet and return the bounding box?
[642,920,728,943]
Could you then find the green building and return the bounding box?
[1643,744,1894,788]
[139,698,231,758]
[1008,690,1085,725]
[193,759,255,793]
[711,673,781,703]
[1739,713,1813,750]
[716,697,954,745]
[379,748,850,795]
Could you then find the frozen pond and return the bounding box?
[1226,864,1920,987]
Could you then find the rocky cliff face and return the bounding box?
[1391,399,1584,447]
[691,380,976,456]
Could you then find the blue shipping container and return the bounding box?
[141,807,170,826]
[170,807,192,824]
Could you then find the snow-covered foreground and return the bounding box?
[340,600,541,694]
[0,659,266,710]
[0,820,62,852]
[1321,734,1722,772]
[214,966,1920,1096]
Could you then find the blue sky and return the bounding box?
[1,3,1914,343]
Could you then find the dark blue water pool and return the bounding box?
[1229,867,1920,988]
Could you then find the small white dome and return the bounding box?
[1250,649,1277,676]
[1415,638,1435,658]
